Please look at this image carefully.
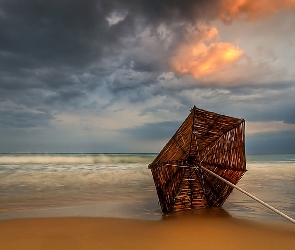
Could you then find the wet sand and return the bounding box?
[1,212,295,250]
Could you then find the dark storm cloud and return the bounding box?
[0,0,140,106]
[247,131,295,154]
[226,82,295,124]
[0,108,53,128]
[0,0,170,99]
[0,0,221,72]
[122,120,182,141]
[121,0,218,24]
[0,0,108,119]
[45,89,87,106]
[0,0,294,153]
[0,0,222,94]
[0,0,116,68]
[1,0,213,69]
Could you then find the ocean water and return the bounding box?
[0,153,294,224]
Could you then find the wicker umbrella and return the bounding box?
[148,106,246,214]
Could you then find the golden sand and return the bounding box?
[1,211,295,250]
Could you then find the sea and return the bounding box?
[0,153,295,224]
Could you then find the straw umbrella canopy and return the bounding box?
[148,106,246,214]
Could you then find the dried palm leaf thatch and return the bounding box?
[148,106,246,214]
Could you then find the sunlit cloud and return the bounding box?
[170,25,243,79]
[246,121,295,135]
[218,0,295,23]
[169,0,295,83]
[1,0,295,153]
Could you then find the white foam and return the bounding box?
[0,154,155,164]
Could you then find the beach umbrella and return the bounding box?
[148,106,246,213]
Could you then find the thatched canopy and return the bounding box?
[148,106,246,214]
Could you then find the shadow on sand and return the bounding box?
[161,207,232,221]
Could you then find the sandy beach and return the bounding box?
[1,210,295,250]
[1,154,295,249]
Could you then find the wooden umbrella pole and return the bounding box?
[197,165,295,224]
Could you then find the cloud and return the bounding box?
[0,0,294,153]
[163,0,295,83]
[0,1,107,69]
[228,82,295,124]
[122,120,182,141]
[217,0,295,23]
[1,0,293,93]
[247,130,295,154]
[0,101,53,128]
[106,10,128,26]
[246,121,295,135]
[170,25,244,80]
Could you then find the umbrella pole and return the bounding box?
[197,165,295,224]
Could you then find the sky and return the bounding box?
[0,0,295,154]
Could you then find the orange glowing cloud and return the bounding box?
[170,27,244,79]
[218,0,295,22]
[170,0,295,81]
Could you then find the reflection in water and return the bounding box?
[224,161,295,223]
[162,207,232,221]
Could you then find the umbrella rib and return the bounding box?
[165,167,185,212]
[200,135,223,164]
[193,114,220,161]
[193,166,214,206]
[156,166,187,212]
[174,168,191,198]
[201,144,245,164]
[180,168,193,210]
[172,136,189,157]
[149,159,188,169]
[203,174,224,206]
[204,165,246,173]
[188,107,197,158]
[202,114,220,137]
[200,121,244,153]
[199,121,244,164]
[189,167,193,209]
[199,123,246,166]
[161,166,183,190]
[148,106,247,214]
[149,112,194,167]
[193,164,225,206]
[192,165,209,207]
[149,109,197,167]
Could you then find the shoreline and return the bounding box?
[1,210,295,250]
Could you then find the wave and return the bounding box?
[1,153,294,165]
[247,154,295,163]
[0,153,156,165]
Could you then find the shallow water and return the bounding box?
[0,153,294,223]
[224,156,295,223]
